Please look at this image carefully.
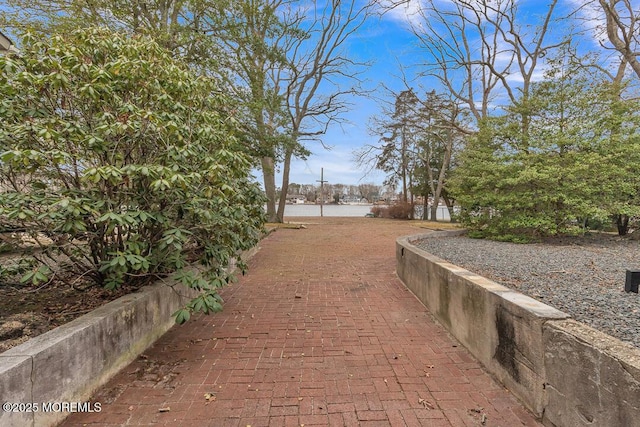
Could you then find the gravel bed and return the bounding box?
[412,233,640,348]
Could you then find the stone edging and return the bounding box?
[0,245,260,427]
[397,231,640,427]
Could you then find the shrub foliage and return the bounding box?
[371,202,414,219]
[449,57,640,242]
[0,28,266,322]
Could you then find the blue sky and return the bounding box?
[277,0,614,188]
[274,4,420,188]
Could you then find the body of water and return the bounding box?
[281,204,372,217]
[275,203,452,220]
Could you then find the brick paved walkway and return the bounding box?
[61,217,542,427]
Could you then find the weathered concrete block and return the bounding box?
[397,231,640,425]
[397,232,569,417]
[0,356,33,427]
[543,319,640,427]
[0,283,196,427]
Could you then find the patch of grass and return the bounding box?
[411,221,462,231]
[265,223,308,230]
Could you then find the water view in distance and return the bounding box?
[277,204,452,220]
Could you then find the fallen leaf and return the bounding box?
[418,398,433,409]
[158,407,170,412]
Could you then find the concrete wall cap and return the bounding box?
[498,291,570,319]
[549,319,640,363]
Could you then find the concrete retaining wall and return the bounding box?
[0,245,260,427]
[397,231,640,427]
[0,281,196,427]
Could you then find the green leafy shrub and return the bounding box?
[466,230,485,239]
[449,53,640,241]
[0,28,265,322]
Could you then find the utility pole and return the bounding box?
[316,168,328,217]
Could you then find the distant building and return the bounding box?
[340,195,365,204]
[286,195,307,204]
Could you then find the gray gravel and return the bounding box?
[412,233,640,348]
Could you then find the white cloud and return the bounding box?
[377,0,426,28]
[566,0,608,46]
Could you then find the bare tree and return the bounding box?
[358,86,466,220]
[381,0,563,124]
[358,183,380,202]
[597,0,640,80]
[415,91,467,221]
[268,0,373,222]
[212,0,302,223]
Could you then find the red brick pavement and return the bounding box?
[60,217,543,427]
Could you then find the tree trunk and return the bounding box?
[600,0,640,81]
[261,156,278,222]
[430,203,438,222]
[617,214,630,236]
[422,195,428,220]
[409,177,414,220]
[275,148,293,223]
[442,189,456,222]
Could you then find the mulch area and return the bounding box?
[0,272,136,352]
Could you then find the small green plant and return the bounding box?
[492,234,534,244]
[0,257,39,285]
[466,230,485,239]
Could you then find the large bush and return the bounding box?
[0,28,265,322]
[371,202,414,219]
[449,57,640,242]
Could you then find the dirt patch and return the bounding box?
[0,275,136,352]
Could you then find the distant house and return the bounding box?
[340,195,364,204]
[286,195,306,204]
